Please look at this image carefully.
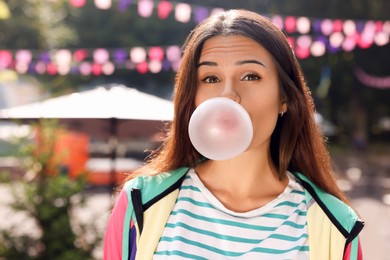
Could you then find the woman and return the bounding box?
[104,9,364,260]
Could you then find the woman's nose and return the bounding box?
[220,84,241,103]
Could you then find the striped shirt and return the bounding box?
[154,169,309,259]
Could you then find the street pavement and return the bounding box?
[333,150,390,260]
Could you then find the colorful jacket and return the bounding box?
[103,167,364,260]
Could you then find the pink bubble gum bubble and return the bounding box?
[188,97,253,160]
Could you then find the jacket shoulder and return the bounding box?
[292,172,360,233]
[123,167,189,206]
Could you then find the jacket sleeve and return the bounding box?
[103,188,130,260]
[343,237,363,260]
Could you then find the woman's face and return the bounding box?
[195,35,286,152]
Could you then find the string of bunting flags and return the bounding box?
[67,0,390,38]
[0,26,388,77]
[0,45,183,76]
[66,0,390,42]
[0,0,389,83]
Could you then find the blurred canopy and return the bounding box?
[0,0,389,145]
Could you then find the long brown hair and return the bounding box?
[131,9,347,202]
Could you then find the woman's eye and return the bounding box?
[242,74,260,81]
[202,76,220,83]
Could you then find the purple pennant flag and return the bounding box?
[162,59,171,71]
[355,21,365,33]
[118,0,132,12]
[39,52,51,63]
[113,49,128,64]
[70,66,79,75]
[194,7,209,24]
[313,19,322,34]
[28,62,36,74]
[316,35,329,45]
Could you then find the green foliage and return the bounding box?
[0,0,76,49]
[0,120,100,260]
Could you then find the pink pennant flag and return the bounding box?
[130,47,147,63]
[175,3,191,23]
[69,0,86,8]
[138,0,154,18]
[148,47,164,61]
[310,41,326,57]
[93,48,110,64]
[158,0,172,19]
[149,60,162,73]
[285,16,297,33]
[94,0,112,10]
[0,50,12,68]
[296,17,311,34]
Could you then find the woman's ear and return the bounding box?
[280,102,287,114]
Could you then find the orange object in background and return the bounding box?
[35,126,89,178]
[53,129,89,178]
[35,127,142,186]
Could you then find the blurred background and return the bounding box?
[0,0,389,259]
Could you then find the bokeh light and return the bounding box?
[149,60,162,73]
[130,47,147,63]
[296,17,311,34]
[93,49,110,64]
[310,41,326,57]
[138,0,154,18]
[157,0,172,19]
[175,3,191,23]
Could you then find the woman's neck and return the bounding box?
[194,148,288,212]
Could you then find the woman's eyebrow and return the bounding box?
[197,60,267,68]
[236,59,267,68]
[197,61,217,67]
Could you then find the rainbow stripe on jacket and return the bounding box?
[104,167,364,260]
